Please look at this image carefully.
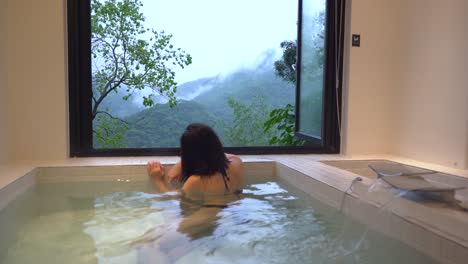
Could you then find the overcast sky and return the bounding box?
[138,0,325,84]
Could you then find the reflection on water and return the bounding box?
[0,179,437,264]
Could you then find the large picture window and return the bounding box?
[68,0,344,156]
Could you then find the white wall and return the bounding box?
[342,0,404,155]
[343,0,468,169]
[393,0,468,168]
[0,0,9,164]
[6,0,68,161]
[1,0,467,169]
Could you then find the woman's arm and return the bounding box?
[166,160,182,184]
[147,161,172,192]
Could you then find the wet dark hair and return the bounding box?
[180,123,229,183]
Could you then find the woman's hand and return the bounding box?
[147,161,166,183]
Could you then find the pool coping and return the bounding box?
[273,161,468,264]
[2,154,468,192]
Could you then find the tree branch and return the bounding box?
[93,129,107,143]
[96,110,130,125]
[92,47,126,118]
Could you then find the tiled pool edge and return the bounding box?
[0,168,37,211]
[274,161,468,264]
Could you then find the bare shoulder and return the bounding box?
[227,154,243,175]
[226,154,243,190]
[226,154,243,166]
[181,175,202,193]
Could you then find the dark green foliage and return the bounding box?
[264,104,305,146]
[94,113,129,148]
[274,40,297,84]
[265,39,301,146]
[266,40,300,146]
[224,97,276,147]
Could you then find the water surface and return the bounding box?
[0,176,437,264]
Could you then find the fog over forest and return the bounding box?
[92,0,325,148]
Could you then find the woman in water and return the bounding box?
[138,124,244,260]
[147,123,244,197]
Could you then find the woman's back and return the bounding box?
[182,154,243,197]
[148,123,243,200]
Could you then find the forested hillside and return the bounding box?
[124,100,220,148]
[90,0,324,149]
[115,64,295,148]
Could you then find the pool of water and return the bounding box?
[0,175,437,264]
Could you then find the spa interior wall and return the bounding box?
[343,0,468,169]
[3,0,68,163]
[392,0,468,169]
[0,0,467,169]
[0,0,9,164]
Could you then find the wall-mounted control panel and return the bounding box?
[352,34,361,47]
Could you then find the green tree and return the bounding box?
[274,40,297,84]
[91,0,192,147]
[93,112,129,148]
[263,104,304,146]
[264,10,325,145]
[225,97,275,147]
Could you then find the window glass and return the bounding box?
[68,0,343,156]
[90,0,299,148]
[297,0,326,139]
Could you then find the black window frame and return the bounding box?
[67,0,345,157]
[295,0,345,153]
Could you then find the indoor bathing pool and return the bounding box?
[0,172,437,264]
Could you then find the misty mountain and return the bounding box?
[97,89,143,118]
[94,54,296,148]
[175,75,223,100]
[193,67,295,120]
